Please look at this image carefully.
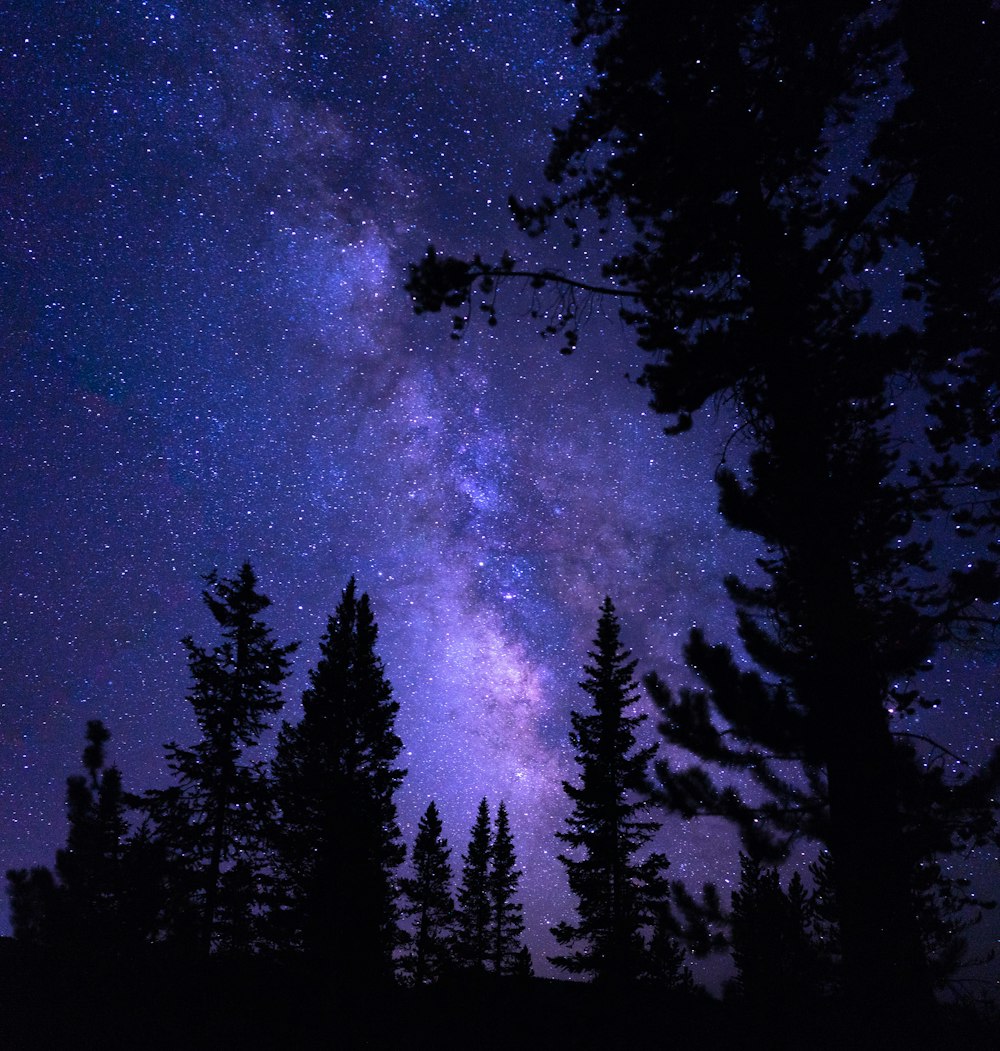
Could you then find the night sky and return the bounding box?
[2,1,997,980]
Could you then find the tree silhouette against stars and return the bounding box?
[6,720,157,954]
[400,800,457,985]
[730,853,819,1025]
[488,800,526,975]
[455,796,493,972]
[551,597,671,985]
[141,562,297,952]
[408,1,1000,1031]
[271,577,406,984]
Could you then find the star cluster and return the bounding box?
[2,1,995,980]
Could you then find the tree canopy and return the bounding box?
[407,0,1000,1029]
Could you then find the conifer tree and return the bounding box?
[488,801,525,975]
[271,578,405,982]
[730,855,817,1013]
[455,797,492,972]
[643,902,692,991]
[400,801,457,984]
[551,598,670,983]
[512,945,534,980]
[142,562,296,952]
[54,720,129,946]
[7,721,159,951]
[407,2,1000,1028]
[5,866,57,945]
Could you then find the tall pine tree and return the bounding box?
[400,801,457,984]
[488,801,525,976]
[551,598,670,983]
[455,797,492,972]
[7,721,158,952]
[142,562,296,952]
[730,855,818,1015]
[406,2,1000,1028]
[271,578,405,983]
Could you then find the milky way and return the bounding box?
[2,1,996,979]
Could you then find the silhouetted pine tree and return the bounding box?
[5,866,57,945]
[455,797,492,972]
[54,720,129,947]
[512,945,534,980]
[643,903,692,991]
[400,801,456,984]
[271,578,405,983]
[551,598,670,983]
[141,563,296,952]
[730,855,817,1015]
[488,801,525,975]
[6,721,159,951]
[406,3,1000,1031]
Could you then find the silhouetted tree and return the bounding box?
[142,563,296,952]
[894,737,1000,990]
[730,855,817,1015]
[407,1,1000,1028]
[643,903,692,992]
[400,801,456,984]
[882,3,1000,546]
[551,598,670,983]
[488,801,525,975]
[5,866,57,946]
[512,944,534,980]
[7,721,159,951]
[810,811,997,999]
[271,578,405,983]
[54,720,131,948]
[455,797,492,972]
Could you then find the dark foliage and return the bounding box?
[4,568,997,1047]
[0,941,778,1051]
[643,902,694,992]
[7,934,992,1051]
[730,854,819,1012]
[810,835,998,998]
[488,801,526,975]
[407,0,1000,1029]
[401,801,457,984]
[140,563,297,952]
[5,867,57,946]
[270,577,405,982]
[512,944,534,980]
[455,797,493,971]
[6,721,160,952]
[454,798,527,977]
[55,721,129,939]
[551,597,671,983]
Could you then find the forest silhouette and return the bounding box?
[5,1,1000,1048]
[3,565,996,1049]
[405,0,1000,1045]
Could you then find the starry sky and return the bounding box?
[2,1,996,980]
